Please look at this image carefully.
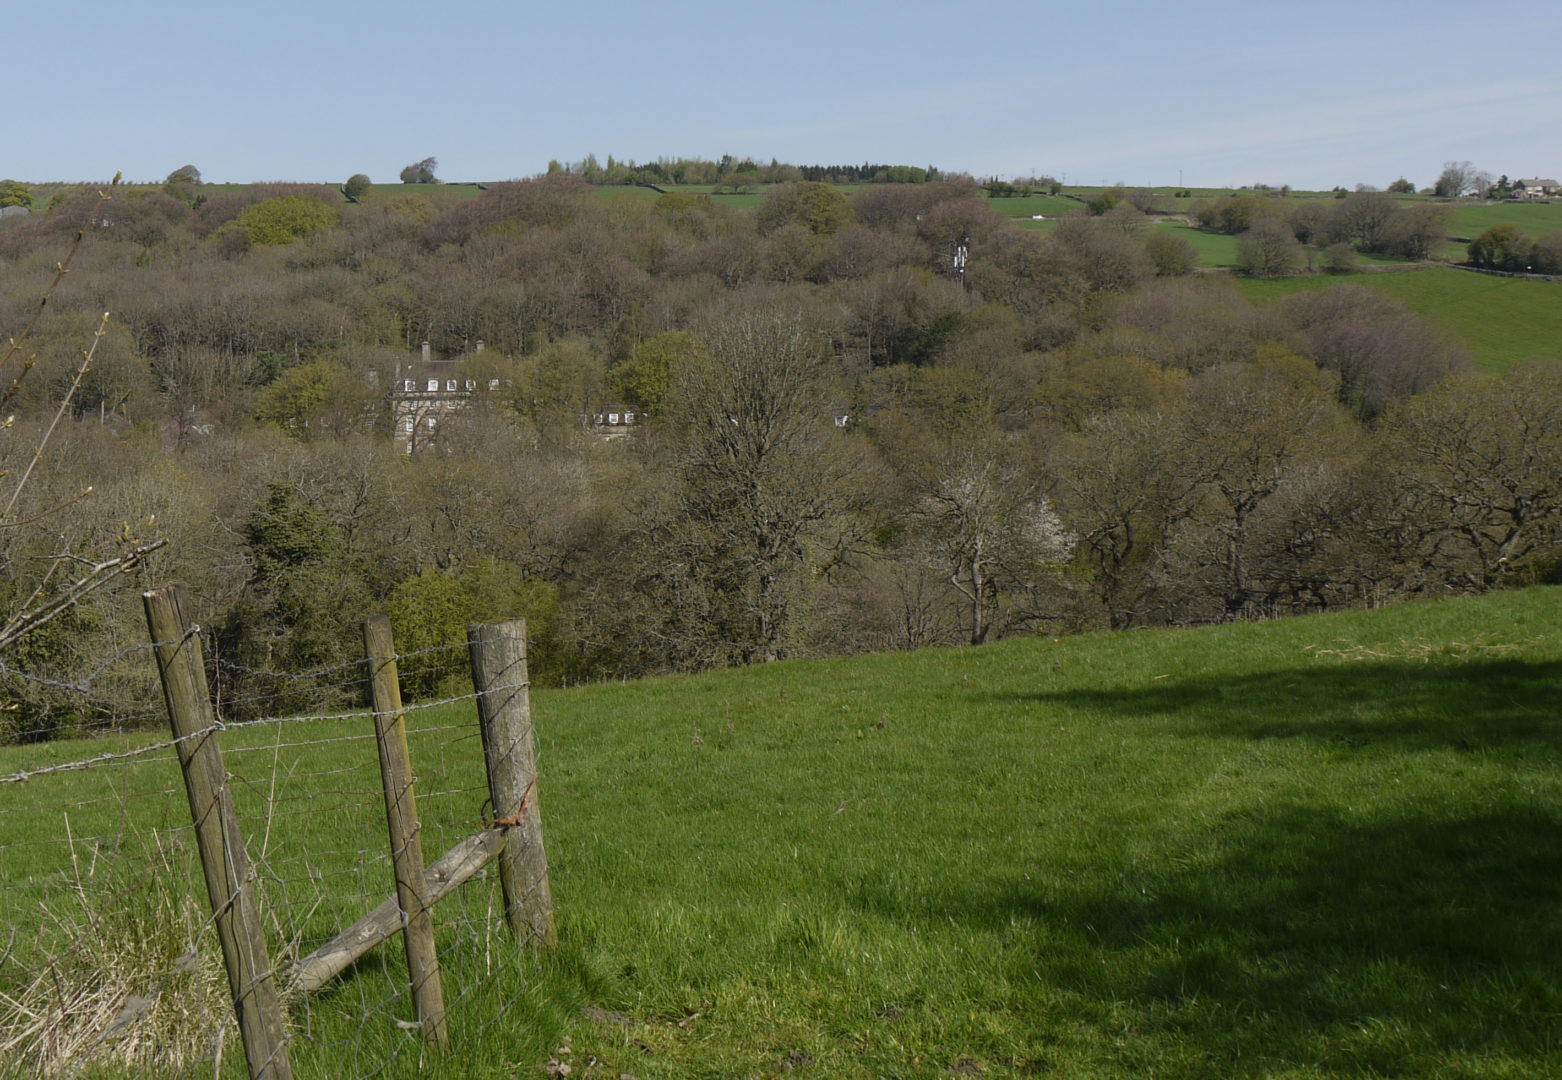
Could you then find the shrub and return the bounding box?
[1531,232,1562,275]
[387,559,559,699]
[1144,229,1199,276]
[225,194,340,246]
[1467,224,1532,270]
[1320,242,1359,274]
[1235,219,1303,278]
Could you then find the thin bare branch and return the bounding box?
[0,173,119,398]
[0,539,166,652]
[2,311,112,526]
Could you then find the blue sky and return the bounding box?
[7,0,1559,191]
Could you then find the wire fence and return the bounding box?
[0,615,547,1080]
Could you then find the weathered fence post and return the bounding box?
[362,616,449,1049]
[467,619,556,948]
[143,584,293,1080]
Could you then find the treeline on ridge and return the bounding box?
[0,173,1557,741]
[551,154,939,188]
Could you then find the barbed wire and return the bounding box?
[0,641,157,697]
[1,625,544,1079]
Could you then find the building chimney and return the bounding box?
[475,339,484,355]
[421,341,431,364]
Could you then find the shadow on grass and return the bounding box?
[843,658,1562,1069]
[849,798,1562,1072]
[1015,658,1562,749]
[930,658,1562,1068]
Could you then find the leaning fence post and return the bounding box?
[467,619,556,949]
[362,616,449,1050]
[143,584,293,1080]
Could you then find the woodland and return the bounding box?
[0,173,1558,740]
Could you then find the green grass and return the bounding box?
[1435,201,1562,259]
[1238,266,1562,373]
[589,184,773,210]
[1159,221,1241,266]
[4,588,1561,1078]
[1444,201,1562,241]
[984,194,1084,220]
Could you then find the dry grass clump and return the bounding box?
[0,831,232,1077]
[1304,633,1538,663]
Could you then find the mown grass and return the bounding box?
[1444,201,1562,241]
[1238,266,1562,373]
[1160,221,1240,266]
[984,194,1084,220]
[362,183,485,207]
[4,587,1560,1078]
[1434,201,1562,259]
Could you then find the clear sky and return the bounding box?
[7,0,1559,191]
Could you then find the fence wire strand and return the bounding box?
[1,624,544,1079]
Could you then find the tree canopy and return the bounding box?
[400,157,438,184]
[0,180,31,209]
[2,168,1550,744]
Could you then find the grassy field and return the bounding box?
[1434,201,1562,259]
[1238,266,1562,373]
[1443,201,1562,240]
[3,587,1560,1078]
[984,194,1085,220]
[1161,221,1241,266]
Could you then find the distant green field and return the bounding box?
[983,193,1085,219]
[591,184,779,211]
[1434,200,1562,258]
[1160,221,1240,266]
[1014,217,1057,233]
[1444,200,1562,240]
[363,182,484,206]
[1144,223,1405,270]
[1238,266,1562,373]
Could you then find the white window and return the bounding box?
[446,379,457,392]
[403,379,415,392]
[608,413,620,425]
[488,379,500,391]
[402,417,414,432]
[465,379,476,391]
[426,379,439,392]
[624,411,636,424]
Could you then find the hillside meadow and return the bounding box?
[3,586,1559,1078]
[1444,200,1561,240]
[1238,266,1562,373]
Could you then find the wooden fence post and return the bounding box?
[362,616,449,1049]
[143,584,293,1080]
[467,619,556,949]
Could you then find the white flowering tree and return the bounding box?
[909,441,1075,645]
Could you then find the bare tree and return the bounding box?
[1235,218,1303,278]
[902,435,1074,644]
[1434,160,1492,198]
[1385,363,1562,589]
[0,177,164,657]
[400,156,438,184]
[613,309,875,669]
